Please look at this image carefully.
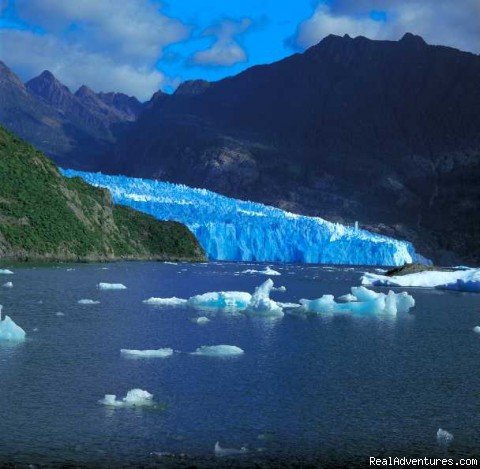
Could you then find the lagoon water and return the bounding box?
[1,262,480,466]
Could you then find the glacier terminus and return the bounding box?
[62,169,425,266]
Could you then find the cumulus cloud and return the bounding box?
[292,0,480,54]
[0,0,190,99]
[191,18,252,67]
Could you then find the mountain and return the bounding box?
[0,126,205,262]
[0,64,142,169]
[108,34,480,264]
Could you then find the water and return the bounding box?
[1,261,480,467]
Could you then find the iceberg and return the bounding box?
[0,269,13,275]
[300,287,415,315]
[242,267,281,276]
[99,388,155,407]
[78,299,100,305]
[143,297,187,306]
[120,348,173,358]
[191,345,245,357]
[61,169,424,266]
[98,282,127,290]
[3,282,13,288]
[0,306,26,341]
[214,442,248,457]
[244,279,284,317]
[362,268,480,293]
[436,428,453,445]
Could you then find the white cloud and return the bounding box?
[0,0,191,99]
[0,29,166,100]
[191,18,252,67]
[292,0,480,54]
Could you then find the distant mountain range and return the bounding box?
[1,33,479,264]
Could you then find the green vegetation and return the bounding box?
[0,126,205,262]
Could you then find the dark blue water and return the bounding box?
[1,261,479,466]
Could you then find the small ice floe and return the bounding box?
[98,282,127,290]
[78,299,100,305]
[437,428,453,445]
[3,282,13,288]
[272,285,286,292]
[193,316,210,325]
[0,306,26,342]
[0,269,13,275]
[143,297,187,306]
[163,262,178,265]
[99,389,156,407]
[66,268,75,272]
[300,286,415,316]
[473,326,480,334]
[191,345,244,357]
[214,442,248,457]
[242,266,281,276]
[188,291,252,311]
[120,348,173,358]
[55,312,65,317]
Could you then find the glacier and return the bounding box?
[62,169,424,266]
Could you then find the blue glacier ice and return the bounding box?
[61,169,425,266]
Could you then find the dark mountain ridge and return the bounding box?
[107,33,480,264]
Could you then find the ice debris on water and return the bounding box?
[0,269,13,275]
[337,293,357,302]
[98,283,127,290]
[192,345,244,357]
[300,286,415,315]
[3,282,13,288]
[437,428,453,445]
[242,266,281,276]
[78,299,100,305]
[0,306,26,342]
[214,442,248,457]
[55,312,65,317]
[362,268,480,293]
[143,297,187,306]
[244,279,284,318]
[99,389,155,407]
[120,348,173,358]
[473,326,480,334]
[188,291,252,310]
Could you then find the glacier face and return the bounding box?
[61,169,422,266]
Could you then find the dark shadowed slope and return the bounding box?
[109,34,480,264]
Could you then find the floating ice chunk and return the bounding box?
[337,293,357,302]
[98,282,127,290]
[78,299,100,305]
[55,312,65,317]
[362,268,480,293]
[121,348,173,358]
[0,269,13,275]
[473,326,480,334]
[214,442,248,457]
[143,297,187,306]
[193,316,211,325]
[0,306,26,341]
[277,302,302,309]
[242,266,281,276]
[188,292,251,311]
[437,428,453,445]
[3,282,13,288]
[272,285,286,292]
[99,389,155,407]
[163,262,178,265]
[192,345,244,357]
[244,279,284,317]
[300,287,414,315]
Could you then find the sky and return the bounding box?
[0,0,479,100]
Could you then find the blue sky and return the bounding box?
[0,0,479,99]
